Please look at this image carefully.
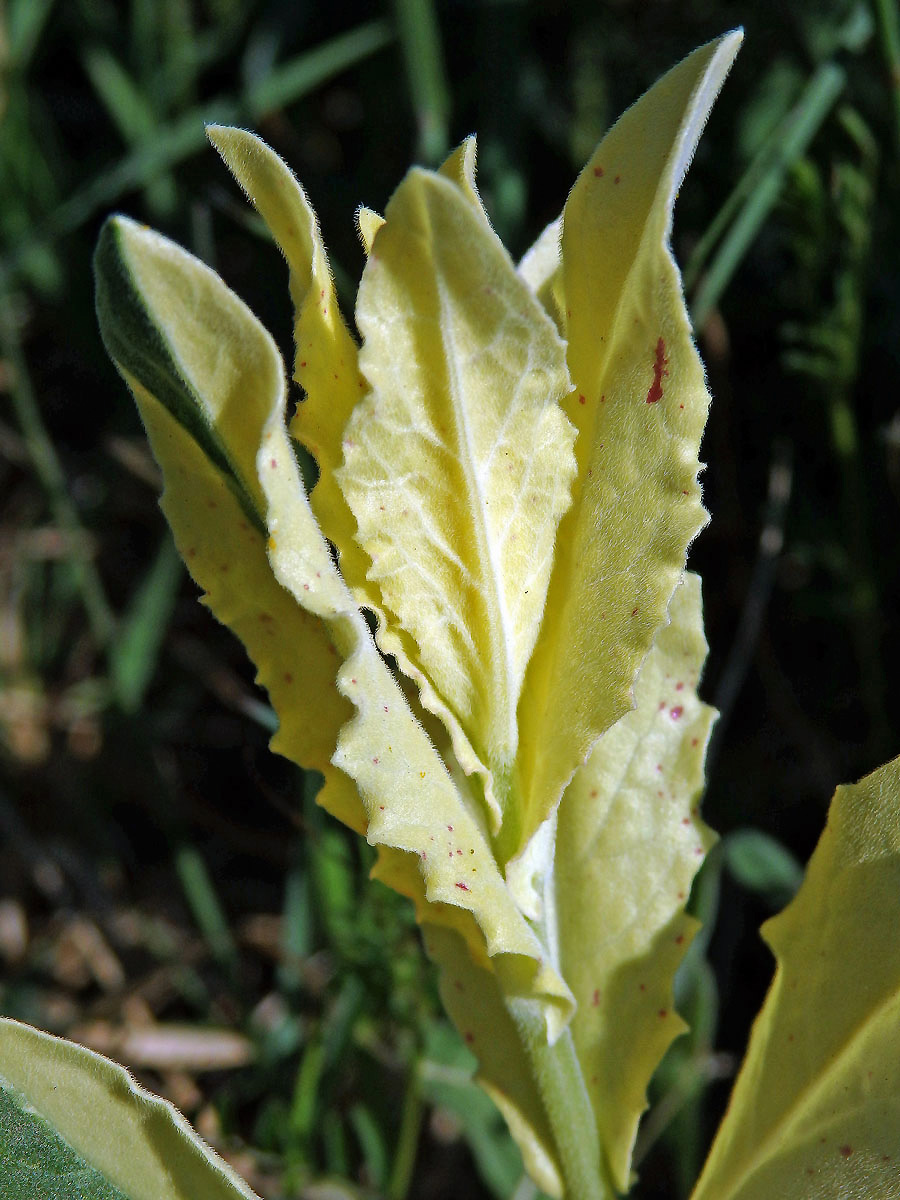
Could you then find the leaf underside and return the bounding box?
[0,1018,261,1200]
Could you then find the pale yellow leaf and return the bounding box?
[96,216,573,1038]
[556,573,716,1192]
[514,32,742,867]
[337,168,577,836]
[206,124,373,599]
[691,754,900,1200]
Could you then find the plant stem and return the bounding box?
[506,997,612,1200]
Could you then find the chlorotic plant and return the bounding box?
[2,29,900,1200]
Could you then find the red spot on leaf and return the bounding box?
[456,881,470,891]
[614,174,621,184]
[670,706,683,720]
[593,165,604,177]
[592,988,600,1006]
[675,681,684,691]
[840,1145,853,1159]
[578,394,586,405]
[448,825,453,832]
[270,458,277,469]
[646,338,669,404]
[284,673,293,684]
[675,934,685,945]
[464,1031,474,1043]
[658,1009,668,1019]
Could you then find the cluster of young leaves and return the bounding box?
[2,29,900,1200]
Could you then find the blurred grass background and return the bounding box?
[1,1,899,1197]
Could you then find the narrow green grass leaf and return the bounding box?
[111,533,182,712]
[8,0,56,67]
[245,20,393,119]
[1,21,394,287]
[392,0,451,163]
[174,842,238,968]
[690,61,845,326]
[82,46,159,145]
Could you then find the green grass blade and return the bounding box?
[8,0,56,68]
[391,0,450,163]
[0,299,116,648]
[723,829,804,908]
[245,19,393,119]
[110,533,182,713]
[82,46,158,144]
[690,62,845,327]
[873,0,900,153]
[0,20,394,289]
[174,842,238,969]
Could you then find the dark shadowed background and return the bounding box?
[1,1,898,1197]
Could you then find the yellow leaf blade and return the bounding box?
[96,216,573,1035]
[691,753,900,1200]
[95,214,363,832]
[338,168,576,835]
[515,31,742,862]
[206,124,373,598]
[557,573,716,1191]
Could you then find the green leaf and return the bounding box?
[110,533,182,712]
[723,828,804,907]
[0,1017,261,1200]
[691,754,900,1200]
